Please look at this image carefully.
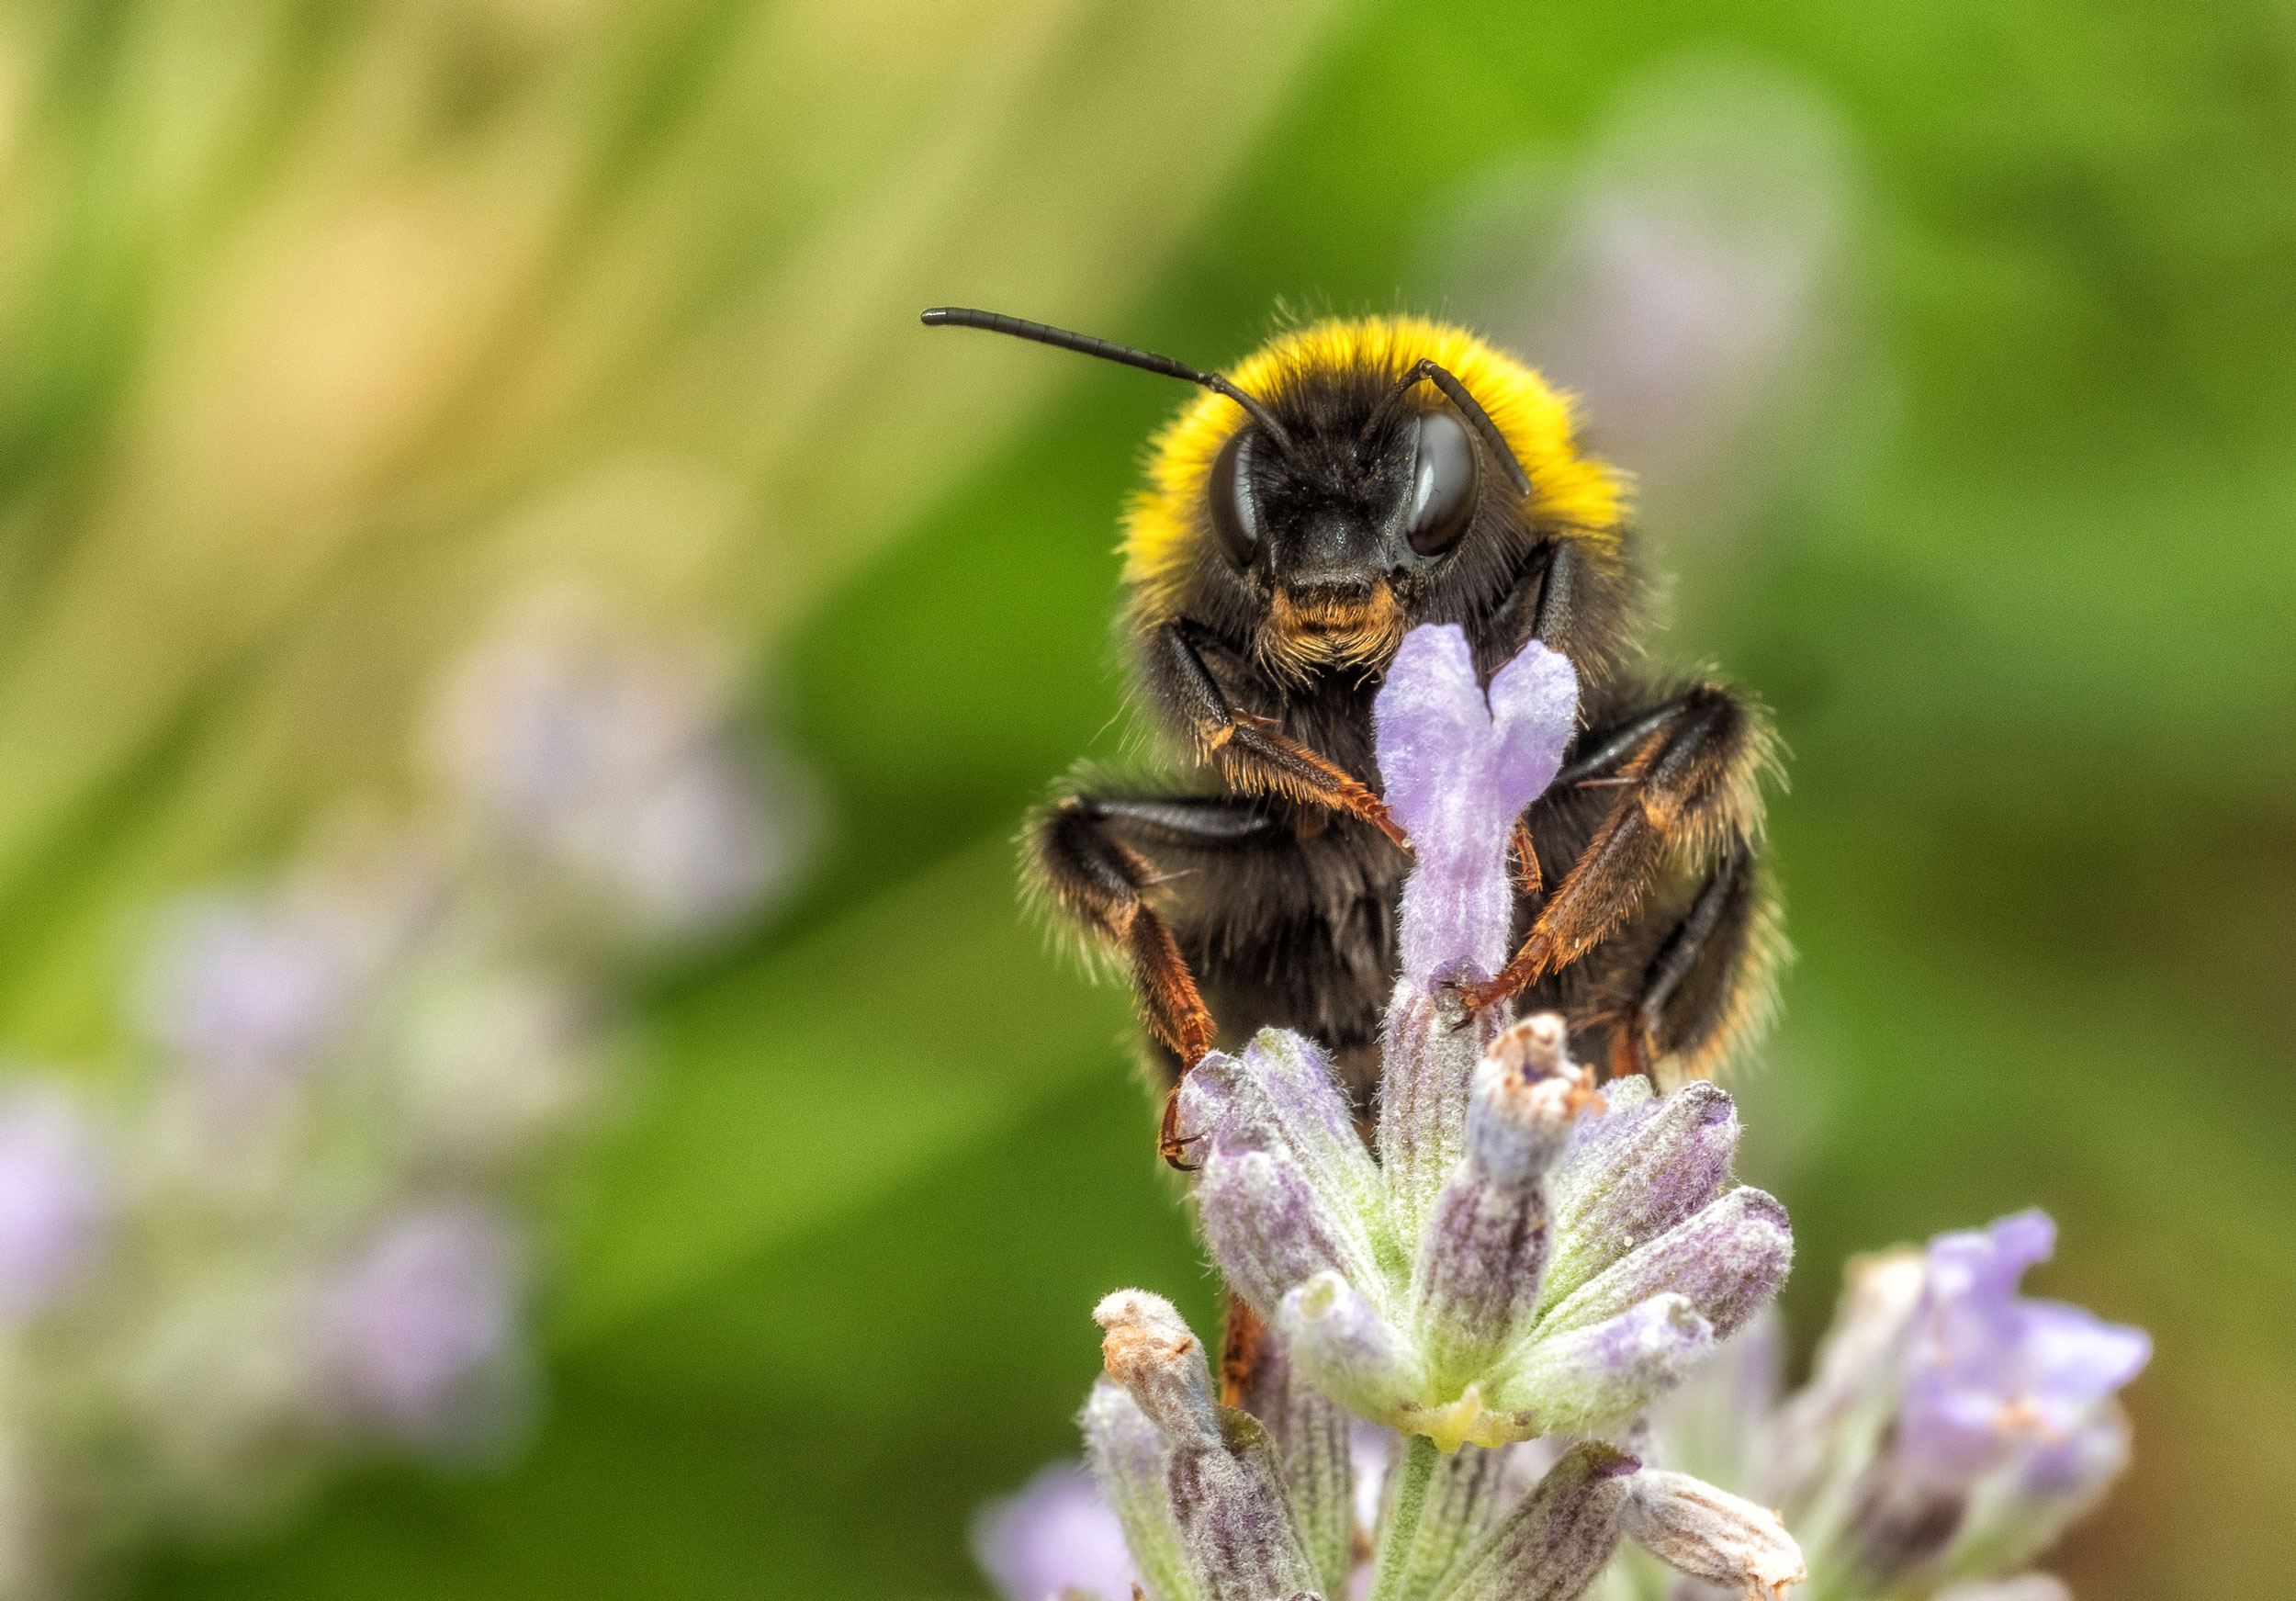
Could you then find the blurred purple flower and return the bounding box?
[1427,55,1857,549]
[0,1085,107,1323]
[1898,1211,2150,1492]
[320,1203,523,1440]
[431,598,809,941]
[971,1460,1138,1601]
[137,890,379,1091]
[1371,625,1577,982]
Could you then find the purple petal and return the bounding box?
[1373,625,1491,847]
[1373,626,1580,980]
[1896,1211,2149,1494]
[972,1460,1139,1601]
[1484,640,1581,814]
[2023,1302,2151,1404]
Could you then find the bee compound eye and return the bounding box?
[1207,426,1259,566]
[1406,409,1480,557]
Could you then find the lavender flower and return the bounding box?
[317,1203,525,1444]
[1898,1212,2149,1493]
[0,1084,107,1324]
[972,1460,1139,1601]
[993,626,2149,1601]
[137,888,381,1093]
[1635,1212,2149,1600]
[1176,631,1790,1453]
[430,594,809,941]
[1065,627,1804,1601]
[1372,625,1578,982]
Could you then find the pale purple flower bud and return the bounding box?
[1897,1212,2148,1493]
[1081,1380,1196,1601]
[972,1460,1140,1601]
[1489,1293,1716,1437]
[1541,1079,1739,1313]
[1185,1036,1390,1317]
[1169,1411,1324,1601]
[1371,626,1578,982]
[1180,1032,1384,1235]
[1536,1186,1792,1347]
[0,1085,107,1323]
[1095,1291,1221,1447]
[1619,1469,1806,1599]
[1277,1272,1427,1428]
[1410,1020,1593,1389]
[1092,1291,1320,1601]
[1197,1142,1380,1325]
[1228,1328,1356,1595]
[1435,1442,1637,1601]
[319,1203,523,1441]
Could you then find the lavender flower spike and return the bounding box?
[1638,1210,2149,1600]
[1372,624,1578,983]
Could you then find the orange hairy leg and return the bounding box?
[1462,684,1770,1033]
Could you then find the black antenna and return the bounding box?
[1369,358,1533,497]
[921,307,1294,454]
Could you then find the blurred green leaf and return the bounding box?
[553,833,1135,1344]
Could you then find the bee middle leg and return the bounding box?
[1030,790,1277,1166]
[1593,838,1782,1088]
[1464,682,1772,1015]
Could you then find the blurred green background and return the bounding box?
[0,0,2289,1595]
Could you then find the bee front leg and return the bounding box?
[1149,624,1410,849]
[1029,791,1277,1167]
[1462,682,1773,1019]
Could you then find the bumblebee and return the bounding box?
[923,307,1784,1148]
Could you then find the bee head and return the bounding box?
[919,308,1625,678]
[1199,355,1528,671]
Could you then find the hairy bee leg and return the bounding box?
[1603,840,1779,1087]
[1465,683,1770,1012]
[1150,624,1409,848]
[1030,792,1281,1166]
[1511,817,1543,895]
[1036,798,1220,1065]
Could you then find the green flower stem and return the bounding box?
[1366,1432,1441,1601]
